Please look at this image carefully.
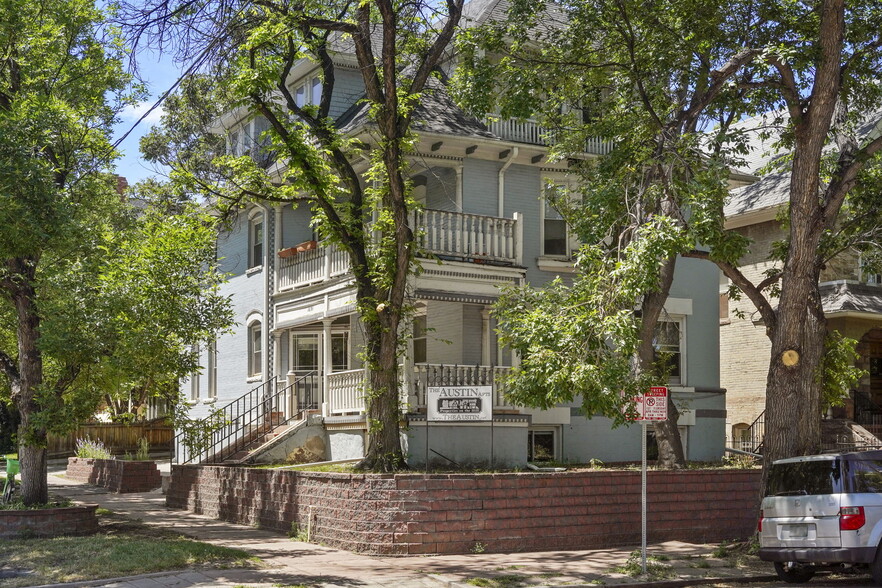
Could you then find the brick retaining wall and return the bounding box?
[167,466,761,555]
[0,504,98,539]
[67,457,162,493]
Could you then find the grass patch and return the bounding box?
[611,550,675,580]
[0,512,259,587]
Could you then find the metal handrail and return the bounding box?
[741,410,765,454]
[172,372,317,465]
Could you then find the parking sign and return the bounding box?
[632,386,668,421]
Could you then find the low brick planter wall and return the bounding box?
[67,457,161,493]
[167,466,761,555]
[0,504,99,539]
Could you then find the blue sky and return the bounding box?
[113,49,178,185]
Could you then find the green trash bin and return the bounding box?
[3,457,18,500]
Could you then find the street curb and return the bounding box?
[438,574,780,588]
[24,569,209,588]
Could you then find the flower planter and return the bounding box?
[278,240,318,258]
[0,504,98,539]
[66,457,161,493]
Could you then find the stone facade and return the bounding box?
[167,465,761,555]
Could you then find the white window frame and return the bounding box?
[540,181,571,258]
[860,253,882,284]
[248,212,264,270]
[411,313,428,364]
[292,75,323,109]
[655,316,686,387]
[248,322,262,379]
[290,332,320,373]
[190,344,201,400]
[527,426,558,462]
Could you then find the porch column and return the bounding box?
[322,318,333,416]
[481,307,491,366]
[273,331,284,417]
[455,164,464,211]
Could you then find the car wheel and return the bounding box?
[774,561,816,584]
[871,547,882,585]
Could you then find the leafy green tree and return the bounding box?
[454,0,758,467]
[129,0,464,470]
[0,0,232,503]
[456,0,882,469]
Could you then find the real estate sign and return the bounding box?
[427,386,492,421]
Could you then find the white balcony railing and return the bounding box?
[277,209,521,291]
[415,209,519,264]
[326,369,366,415]
[278,243,349,291]
[483,117,612,155]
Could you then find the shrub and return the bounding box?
[75,437,112,460]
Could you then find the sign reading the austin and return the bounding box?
[427,386,492,421]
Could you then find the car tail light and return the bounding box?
[840,506,866,531]
[757,512,763,533]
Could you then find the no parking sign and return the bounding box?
[635,386,668,421]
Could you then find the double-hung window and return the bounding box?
[249,215,264,269]
[248,323,262,378]
[293,76,323,109]
[654,318,685,386]
[542,182,570,257]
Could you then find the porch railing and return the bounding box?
[412,364,515,410]
[277,209,521,291]
[327,369,367,415]
[483,117,612,155]
[415,209,519,264]
[735,410,765,454]
[278,243,348,291]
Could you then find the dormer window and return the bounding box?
[294,75,323,109]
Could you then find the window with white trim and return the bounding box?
[542,183,568,257]
[248,323,262,378]
[412,315,427,364]
[654,318,685,386]
[331,332,349,372]
[291,333,319,372]
[293,75,323,109]
[249,215,264,269]
[528,428,556,461]
[190,344,201,400]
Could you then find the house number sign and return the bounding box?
[427,386,493,421]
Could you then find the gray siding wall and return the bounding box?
[280,204,313,249]
[426,300,462,364]
[461,304,484,364]
[424,166,458,211]
[462,158,499,216]
[330,68,365,121]
[669,256,721,390]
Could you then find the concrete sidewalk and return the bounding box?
[44,469,775,588]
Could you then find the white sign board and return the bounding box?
[634,386,668,421]
[427,386,492,422]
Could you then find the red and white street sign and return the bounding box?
[634,386,668,421]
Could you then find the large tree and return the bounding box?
[456,0,882,469]
[0,0,232,504]
[129,0,464,470]
[454,0,758,467]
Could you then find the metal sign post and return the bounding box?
[626,386,668,576]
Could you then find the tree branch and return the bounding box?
[0,349,20,388]
[823,131,882,229]
[681,249,778,331]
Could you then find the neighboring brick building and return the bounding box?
[721,123,882,447]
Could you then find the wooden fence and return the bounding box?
[47,421,173,458]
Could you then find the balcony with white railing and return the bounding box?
[277,242,349,292]
[276,209,522,291]
[483,117,612,155]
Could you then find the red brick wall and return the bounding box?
[167,466,761,555]
[67,457,161,493]
[0,504,98,539]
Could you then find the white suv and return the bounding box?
[760,451,882,583]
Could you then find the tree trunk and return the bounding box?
[357,316,407,471]
[8,256,49,505]
[638,255,686,468]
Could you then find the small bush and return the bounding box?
[75,437,112,460]
[135,437,150,461]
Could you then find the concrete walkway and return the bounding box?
[43,467,775,588]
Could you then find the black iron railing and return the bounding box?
[172,371,318,465]
[738,410,765,454]
[853,389,882,428]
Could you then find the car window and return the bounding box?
[845,460,882,493]
[766,459,842,496]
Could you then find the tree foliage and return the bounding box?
[128,0,465,470]
[0,0,232,504]
[455,0,882,468]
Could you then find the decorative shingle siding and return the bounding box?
[167,465,761,555]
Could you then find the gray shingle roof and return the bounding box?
[821,281,882,315]
[724,171,791,218]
